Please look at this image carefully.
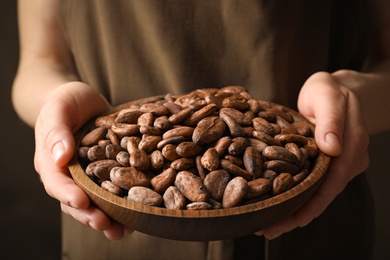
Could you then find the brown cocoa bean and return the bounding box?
[272,172,294,195]
[228,137,248,156]
[139,125,162,136]
[111,123,140,137]
[78,147,89,161]
[268,107,293,123]
[261,169,277,182]
[163,101,183,114]
[140,103,169,116]
[220,159,253,181]
[149,150,165,170]
[157,136,186,150]
[293,169,309,185]
[203,169,231,201]
[243,146,263,179]
[170,158,195,171]
[274,133,308,146]
[151,168,177,194]
[176,142,202,158]
[107,129,120,145]
[81,127,107,146]
[245,178,271,199]
[224,155,244,168]
[219,113,245,137]
[174,171,209,202]
[153,116,171,130]
[252,130,281,146]
[161,144,181,161]
[138,135,162,153]
[87,145,107,161]
[137,112,154,126]
[192,116,226,144]
[115,108,143,124]
[195,155,208,180]
[105,144,123,160]
[85,159,121,180]
[175,93,207,110]
[222,93,249,111]
[304,137,319,158]
[184,103,218,126]
[168,107,193,125]
[264,160,299,175]
[222,176,248,208]
[213,136,231,156]
[200,148,220,171]
[247,138,268,153]
[186,202,212,210]
[262,146,298,164]
[291,121,312,136]
[220,108,252,126]
[127,186,163,206]
[163,186,187,209]
[276,115,298,134]
[110,166,150,190]
[162,126,194,140]
[247,99,261,114]
[116,151,130,166]
[95,114,117,128]
[252,117,276,136]
[101,180,123,196]
[129,149,150,171]
[126,136,141,154]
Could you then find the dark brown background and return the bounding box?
[1,2,389,259]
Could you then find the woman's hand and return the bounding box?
[33,81,133,240]
[258,71,370,239]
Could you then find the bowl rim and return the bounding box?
[69,150,330,218]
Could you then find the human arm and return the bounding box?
[259,0,390,239]
[12,0,131,239]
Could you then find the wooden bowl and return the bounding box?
[68,96,331,241]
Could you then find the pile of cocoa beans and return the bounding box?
[78,86,319,210]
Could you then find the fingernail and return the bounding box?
[69,201,79,209]
[124,227,134,235]
[299,218,313,228]
[52,142,65,163]
[268,229,284,240]
[325,132,340,148]
[254,231,263,236]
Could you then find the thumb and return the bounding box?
[298,72,345,157]
[35,82,110,167]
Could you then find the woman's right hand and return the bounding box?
[33,81,133,240]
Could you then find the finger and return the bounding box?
[298,72,346,157]
[34,147,91,209]
[61,202,112,232]
[36,82,110,167]
[61,203,131,240]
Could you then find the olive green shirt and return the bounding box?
[60,1,374,260]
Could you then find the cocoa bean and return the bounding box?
[192,116,226,144]
[127,186,163,206]
[174,171,209,202]
[222,176,248,208]
[272,173,294,195]
[163,186,187,209]
[203,169,231,201]
[200,148,220,171]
